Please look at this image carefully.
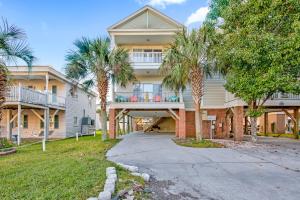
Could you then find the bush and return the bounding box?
[0,138,13,149]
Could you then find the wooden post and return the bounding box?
[127,115,130,134]
[122,114,125,135]
[17,104,21,145]
[294,108,299,139]
[264,112,268,136]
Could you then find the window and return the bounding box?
[74,117,78,126]
[54,115,59,129]
[40,115,44,129]
[23,115,28,129]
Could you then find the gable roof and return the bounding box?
[108,5,184,31]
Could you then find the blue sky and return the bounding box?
[0,0,209,72]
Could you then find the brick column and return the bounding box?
[178,109,186,139]
[233,106,244,141]
[109,109,116,139]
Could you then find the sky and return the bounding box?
[0,0,209,73]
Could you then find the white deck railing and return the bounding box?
[5,86,66,107]
[129,52,163,63]
[114,92,180,103]
[272,93,300,100]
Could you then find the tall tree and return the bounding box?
[160,28,213,141]
[208,0,300,141]
[0,19,34,124]
[65,37,135,140]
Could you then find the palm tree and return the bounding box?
[65,37,135,140]
[0,18,35,124]
[160,28,212,141]
[160,63,188,96]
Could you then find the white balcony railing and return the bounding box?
[271,93,300,100]
[48,92,66,107]
[129,52,163,63]
[114,92,180,103]
[5,86,66,107]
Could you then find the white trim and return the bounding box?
[107,5,184,31]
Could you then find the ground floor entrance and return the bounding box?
[108,108,232,140]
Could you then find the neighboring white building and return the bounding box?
[0,66,97,143]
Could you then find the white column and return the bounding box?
[6,110,11,139]
[45,73,49,105]
[17,104,21,145]
[179,89,183,103]
[44,108,49,140]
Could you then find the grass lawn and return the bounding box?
[173,138,224,148]
[0,134,144,200]
[257,132,297,139]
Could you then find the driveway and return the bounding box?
[107,132,300,200]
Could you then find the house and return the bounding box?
[0,66,97,144]
[107,6,300,140]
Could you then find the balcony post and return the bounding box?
[18,82,21,102]
[45,73,49,105]
[6,110,11,140]
[17,104,21,145]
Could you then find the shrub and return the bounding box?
[0,138,13,149]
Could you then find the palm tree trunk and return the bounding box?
[0,67,7,124]
[190,67,203,141]
[97,73,108,141]
[195,101,202,141]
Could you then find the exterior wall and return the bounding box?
[156,117,175,132]
[184,109,228,139]
[65,83,97,137]
[0,109,66,138]
[11,79,66,97]
[259,113,286,134]
[202,78,226,109]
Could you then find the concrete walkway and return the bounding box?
[107,132,300,200]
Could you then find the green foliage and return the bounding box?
[209,0,300,116]
[0,18,35,68]
[173,138,224,148]
[65,37,135,89]
[0,138,13,149]
[0,135,144,199]
[160,28,213,97]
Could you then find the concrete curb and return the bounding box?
[87,166,117,200]
[116,162,150,182]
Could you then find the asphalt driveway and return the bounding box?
[107,132,300,200]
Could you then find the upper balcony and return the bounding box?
[4,86,66,109]
[129,52,163,70]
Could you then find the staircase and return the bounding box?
[143,117,163,132]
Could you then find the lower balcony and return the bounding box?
[110,92,184,109]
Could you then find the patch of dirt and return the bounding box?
[146,178,198,200]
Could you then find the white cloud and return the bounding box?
[185,6,209,26]
[137,0,186,8]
